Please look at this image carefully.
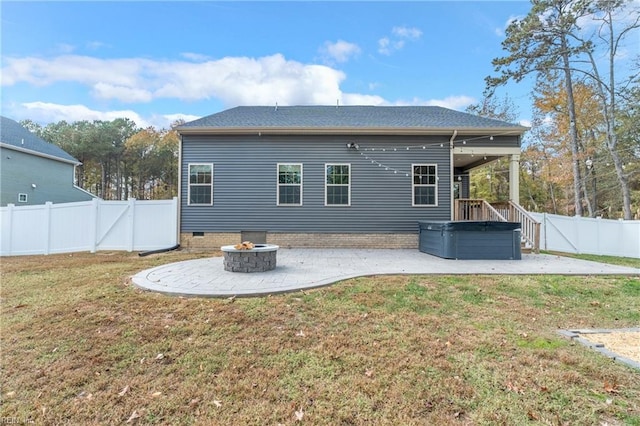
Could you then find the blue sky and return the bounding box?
[2,1,541,129]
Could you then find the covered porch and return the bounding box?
[451,146,540,253]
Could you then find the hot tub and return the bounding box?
[418,221,521,260]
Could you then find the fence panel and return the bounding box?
[0,198,178,256]
[531,213,640,258]
[49,201,94,254]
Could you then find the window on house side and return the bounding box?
[188,163,213,205]
[412,164,437,206]
[325,164,350,206]
[277,163,302,206]
[18,193,28,203]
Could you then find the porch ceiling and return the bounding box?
[454,154,503,171]
[453,147,521,172]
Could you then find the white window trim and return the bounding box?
[18,193,28,203]
[187,163,214,206]
[325,163,351,207]
[276,163,303,206]
[412,163,438,207]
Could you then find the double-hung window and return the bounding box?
[325,164,350,206]
[188,163,213,205]
[412,164,437,206]
[277,163,302,205]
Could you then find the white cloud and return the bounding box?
[17,101,201,129]
[392,26,422,40]
[378,26,422,55]
[1,53,348,107]
[319,40,361,64]
[20,101,152,128]
[86,41,110,51]
[495,15,524,37]
[161,113,201,127]
[341,93,386,105]
[386,95,477,110]
[55,43,76,54]
[11,93,478,131]
[92,82,153,103]
[378,37,391,55]
[181,52,211,61]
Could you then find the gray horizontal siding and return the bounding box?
[181,134,452,233]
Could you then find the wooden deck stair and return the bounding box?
[454,199,541,254]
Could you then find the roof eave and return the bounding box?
[1,142,81,166]
[176,126,528,136]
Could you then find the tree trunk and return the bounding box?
[583,6,633,219]
[560,38,584,216]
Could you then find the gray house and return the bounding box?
[177,106,528,249]
[0,116,95,206]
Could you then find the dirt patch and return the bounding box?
[579,331,640,363]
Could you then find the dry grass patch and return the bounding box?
[1,251,639,425]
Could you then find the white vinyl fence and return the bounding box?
[1,198,178,256]
[531,212,640,259]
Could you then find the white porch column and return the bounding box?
[509,154,520,203]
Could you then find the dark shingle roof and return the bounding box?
[0,116,79,164]
[178,106,526,132]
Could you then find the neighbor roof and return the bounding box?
[0,116,79,164]
[177,106,528,135]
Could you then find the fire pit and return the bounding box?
[221,243,279,273]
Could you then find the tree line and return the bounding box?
[22,118,181,201]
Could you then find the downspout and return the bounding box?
[176,133,183,247]
[449,130,457,221]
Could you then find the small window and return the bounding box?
[412,164,437,206]
[277,163,302,205]
[325,164,350,206]
[18,193,28,203]
[188,163,213,205]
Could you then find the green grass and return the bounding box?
[545,251,640,268]
[1,251,639,425]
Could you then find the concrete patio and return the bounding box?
[131,249,640,298]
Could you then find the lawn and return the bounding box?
[1,251,639,425]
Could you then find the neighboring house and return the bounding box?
[176,106,527,249]
[0,116,95,206]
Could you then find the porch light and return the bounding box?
[585,158,593,169]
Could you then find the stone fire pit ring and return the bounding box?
[221,244,279,273]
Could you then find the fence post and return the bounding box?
[540,213,547,250]
[171,197,179,246]
[596,217,601,255]
[44,202,52,255]
[5,204,15,256]
[89,198,99,253]
[127,198,136,252]
[573,215,581,254]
